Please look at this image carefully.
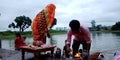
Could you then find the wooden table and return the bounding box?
[20,45,56,60]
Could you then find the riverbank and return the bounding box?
[0,48,47,60]
[0,48,114,60]
[1,30,120,40]
[0,48,75,60]
[0,30,67,40]
[1,32,119,60]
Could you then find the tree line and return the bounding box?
[111,21,120,30]
[8,15,120,32]
[8,15,57,32]
[91,20,120,31]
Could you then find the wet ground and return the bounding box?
[0,48,74,60]
[0,48,115,60]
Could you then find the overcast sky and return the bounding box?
[0,0,120,31]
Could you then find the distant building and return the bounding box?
[55,27,68,31]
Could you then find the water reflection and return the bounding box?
[2,32,120,51]
[1,39,14,50]
[112,32,120,36]
[1,32,120,59]
[91,32,120,51]
[49,37,57,45]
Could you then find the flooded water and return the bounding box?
[1,32,120,59]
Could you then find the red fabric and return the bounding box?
[14,37,25,48]
[45,4,56,28]
[31,10,48,41]
[31,4,56,45]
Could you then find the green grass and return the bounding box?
[49,30,67,35]
[1,30,120,40]
[0,30,67,40]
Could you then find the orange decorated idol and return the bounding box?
[31,4,56,46]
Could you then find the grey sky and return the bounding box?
[0,0,120,31]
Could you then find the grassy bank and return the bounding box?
[0,30,67,40]
[1,30,120,40]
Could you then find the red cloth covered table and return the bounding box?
[20,45,56,60]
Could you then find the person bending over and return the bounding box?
[65,20,91,57]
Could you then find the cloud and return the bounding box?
[0,0,120,31]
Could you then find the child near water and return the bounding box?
[14,33,26,50]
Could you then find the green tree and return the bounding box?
[8,15,32,32]
[50,18,57,29]
[96,24,102,31]
[111,21,120,30]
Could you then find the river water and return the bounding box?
[1,32,120,59]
